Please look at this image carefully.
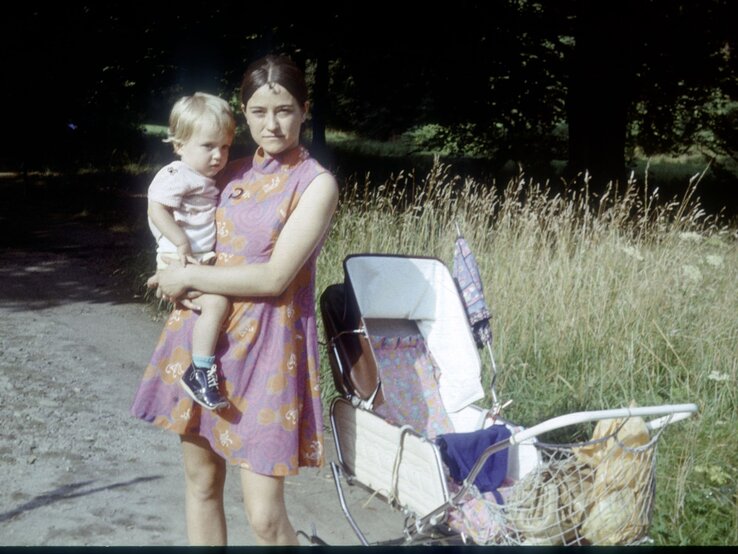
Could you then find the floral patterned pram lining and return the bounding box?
[367,321,512,543]
[369,331,455,439]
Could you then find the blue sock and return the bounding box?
[192,355,215,369]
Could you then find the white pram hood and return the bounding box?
[345,255,485,413]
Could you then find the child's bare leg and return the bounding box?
[191,293,230,357]
[181,293,230,410]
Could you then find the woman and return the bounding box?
[131,54,339,546]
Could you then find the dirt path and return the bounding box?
[0,180,403,546]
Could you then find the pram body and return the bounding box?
[312,254,697,546]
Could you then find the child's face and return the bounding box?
[175,122,233,178]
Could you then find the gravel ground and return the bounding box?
[0,179,404,547]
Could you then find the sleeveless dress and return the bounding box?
[131,145,329,476]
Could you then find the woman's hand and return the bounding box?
[155,257,189,297]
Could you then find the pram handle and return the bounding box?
[509,402,698,445]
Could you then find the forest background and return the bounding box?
[2,0,737,211]
[0,0,736,546]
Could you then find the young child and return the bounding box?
[147,92,235,410]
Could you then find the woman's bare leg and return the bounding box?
[240,467,299,545]
[180,435,227,545]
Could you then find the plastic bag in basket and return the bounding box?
[573,407,653,544]
[505,457,594,545]
[573,410,652,492]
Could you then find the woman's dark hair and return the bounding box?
[239,54,308,106]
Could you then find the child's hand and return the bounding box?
[176,243,193,266]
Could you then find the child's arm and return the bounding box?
[148,200,192,265]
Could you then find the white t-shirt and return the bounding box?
[147,161,219,254]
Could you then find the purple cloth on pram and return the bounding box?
[437,424,512,503]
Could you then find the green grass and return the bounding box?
[315,159,737,545]
[142,123,168,138]
[320,128,417,157]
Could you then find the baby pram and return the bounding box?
[310,253,697,546]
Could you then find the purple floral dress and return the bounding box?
[131,146,329,476]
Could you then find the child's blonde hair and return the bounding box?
[165,92,236,149]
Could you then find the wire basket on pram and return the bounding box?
[440,406,685,546]
[307,254,697,546]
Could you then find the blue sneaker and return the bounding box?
[180,363,229,410]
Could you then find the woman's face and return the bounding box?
[243,83,306,156]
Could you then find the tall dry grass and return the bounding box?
[316,158,737,545]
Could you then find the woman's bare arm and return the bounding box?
[152,172,339,300]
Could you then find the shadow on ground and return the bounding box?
[0,172,156,309]
[0,476,163,524]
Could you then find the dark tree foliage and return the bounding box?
[0,3,267,169]
[1,0,735,202]
[566,0,737,189]
[566,1,635,186]
[250,1,574,173]
[626,0,737,161]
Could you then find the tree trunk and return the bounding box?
[310,51,330,165]
[566,1,635,192]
